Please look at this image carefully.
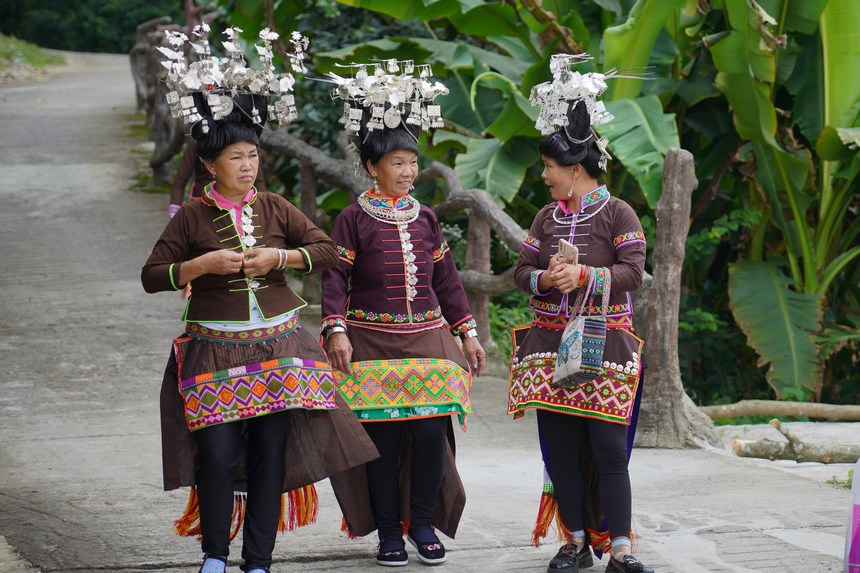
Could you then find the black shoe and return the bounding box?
[605,554,654,573]
[376,538,408,567]
[547,543,593,571]
[407,530,447,564]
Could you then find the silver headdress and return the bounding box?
[529,54,626,171]
[158,25,309,133]
[328,59,449,140]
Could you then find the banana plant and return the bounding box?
[711,0,860,399]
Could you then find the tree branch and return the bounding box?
[700,400,860,422]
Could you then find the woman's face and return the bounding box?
[205,141,259,197]
[541,155,577,201]
[367,149,419,197]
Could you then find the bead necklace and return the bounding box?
[552,196,610,226]
[357,191,421,225]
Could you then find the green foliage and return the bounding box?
[489,290,533,360]
[728,261,822,400]
[0,33,64,69]
[825,469,854,490]
[0,0,183,53]
[198,0,860,407]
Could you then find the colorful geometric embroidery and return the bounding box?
[523,234,541,252]
[580,185,609,208]
[337,244,356,264]
[450,316,477,337]
[432,240,450,262]
[347,306,443,326]
[508,350,640,425]
[530,270,546,295]
[186,316,299,345]
[613,231,645,248]
[335,358,473,429]
[180,357,337,431]
[530,297,632,318]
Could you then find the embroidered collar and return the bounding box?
[362,191,414,211]
[557,185,610,215]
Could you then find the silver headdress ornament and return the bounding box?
[327,59,449,179]
[158,25,309,133]
[530,53,641,171]
[328,59,449,138]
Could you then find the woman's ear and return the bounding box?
[365,160,376,178]
[202,159,216,176]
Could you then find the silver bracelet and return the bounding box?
[460,329,478,340]
[327,326,347,337]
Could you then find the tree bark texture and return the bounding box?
[465,215,494,351]
[732,419,860,463]
[300,158,321,304]
[635,148,720,448]
[701,400,860,422]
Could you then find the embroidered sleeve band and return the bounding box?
[337,244,356,265]
[523,234,541,253]
[449,316,477,337]
[432,240,450,263]
[320,315,348,335]
[614,231,646,249]
[530,270,552,296]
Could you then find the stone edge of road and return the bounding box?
[0,536,39,573]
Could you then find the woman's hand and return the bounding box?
[241,247,279,278]
[463,337,486,377]
[324,332,353,374]
[200,249,245,275]
[539,252,578,292]
[551,263,586,294]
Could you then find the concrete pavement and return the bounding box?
[0,52,856,573]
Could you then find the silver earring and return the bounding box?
[373,178,380,195]
[567,188,573,198]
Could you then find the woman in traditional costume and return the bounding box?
[508,55,654,573]
[321,60,486,567]
[142,28,376,573]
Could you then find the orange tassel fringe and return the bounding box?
[531,488,611,555]
[175,484,319,540]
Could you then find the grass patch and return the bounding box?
[0,33,65,70]
[825,469,854,489]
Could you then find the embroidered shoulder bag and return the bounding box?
[552,267,611,389]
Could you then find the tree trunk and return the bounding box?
[299,158,321,304]
[635,148,720,448]
[465,215,495,352]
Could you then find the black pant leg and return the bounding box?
[537,409,586,532]
[240,411,291,570]
[407,416,448,529]
[587,418,631,538]
[194,421,242,558]
[364,421,405,540]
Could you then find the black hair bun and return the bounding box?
[564,99,592,142]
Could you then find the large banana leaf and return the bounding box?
[818,0,860,212]
[594,95,679,207]
[707,0,777,143]
[603,0,687,101]
[454,137,537,204]
[470,72,539,140]
[757,0,828,34]
[749,141,815,291]
[728,260,822,400]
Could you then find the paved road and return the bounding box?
[0,53,855,573]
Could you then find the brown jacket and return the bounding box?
[142,189,336,322]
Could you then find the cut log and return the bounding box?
[732,419,860,463]
[701,400,860,421]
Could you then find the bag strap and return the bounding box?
[586,267,612,318]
